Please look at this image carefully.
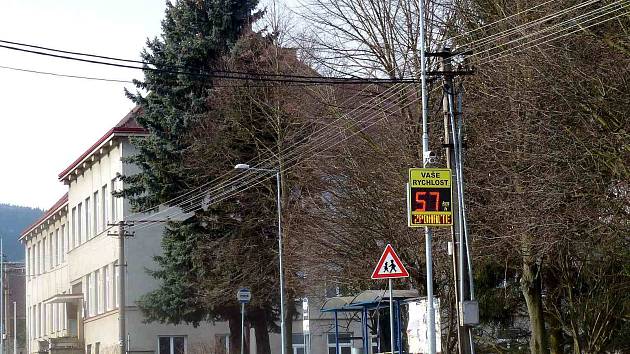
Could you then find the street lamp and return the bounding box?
[234,163,286,354]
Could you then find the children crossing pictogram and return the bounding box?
[371,244,409,279]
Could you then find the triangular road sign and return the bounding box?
[371,244,409,279]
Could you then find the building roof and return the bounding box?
[57,106,147,182]
[19,193,69,240]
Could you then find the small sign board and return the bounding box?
[302,298,310,334]
[237,288,251,303]
[371,244,409,279]
[408,168,453,227]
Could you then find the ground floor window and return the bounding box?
[292,334,305,354]
[214,334,229,354]
[158,336,186,354]
[327,333,353,354]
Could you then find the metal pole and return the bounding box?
[276,171,286,354]
[12,302,15,354]
[240,302,245,354]
[418,0,436,352]
[388,279,395,354]
[334,311,339,354]
[117,222,126,354]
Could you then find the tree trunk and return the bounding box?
[229,315,242,354]
[520,252,549,354]
[252,311,271,354]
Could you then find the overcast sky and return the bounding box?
[0,0,169,209]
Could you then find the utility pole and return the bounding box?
[437,47,477,354]
[12,302,15,354]
[418,1,437,353]
[109,221,133,354]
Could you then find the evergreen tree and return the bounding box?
[119,1,262,353]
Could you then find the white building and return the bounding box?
[20,109,372,354]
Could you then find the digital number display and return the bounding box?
[408,168,453,227]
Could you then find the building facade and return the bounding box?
[20,109,375,354]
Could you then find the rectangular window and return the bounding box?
[327,333,353,354]
[60,224,66,262]
[86,344,92,354]
[94,190,100,234]
[103,266,110,311]
[77,203,82,245]
[95,342,100,354]
[26,247,31,277]
[42,303,47,335]
[85,197,91,239]
[158,336,186,354]
[214,335,229,354]
[49,233,54,269]
[71,207,77,249]
[42,237,47,272]
[113,261,119,308]
[102,185,108,229]
[111,179,118,223]
[97,268,104,314]
[86,273,93,317]
[52,303,57,333]
[55,229,60,266]
[91,270,99,316]
[292,334,305,354]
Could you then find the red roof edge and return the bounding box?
[57,107,147,180]
[20,193,69,239]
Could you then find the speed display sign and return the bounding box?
[408,168,453,227]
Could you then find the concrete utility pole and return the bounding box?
[12,302,15,354]
[439,47,477,354]
[110,221,132,354]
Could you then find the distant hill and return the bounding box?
[0,204,44,261]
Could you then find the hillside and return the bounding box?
[0,204,44,261]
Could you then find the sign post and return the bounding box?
[372,244,409,354]
[237,288,252,354]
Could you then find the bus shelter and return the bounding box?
[321,290,420,354]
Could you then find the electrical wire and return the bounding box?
[471,0,628,60]
[125,82,413,225]
[124,1,627,230]
[129,89,427,233]
[0,64,133,83]
[0,42,420,84]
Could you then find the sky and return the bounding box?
[0,1,175,209]
[0,0,301,210]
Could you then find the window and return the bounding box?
[97,268,104,314]
[71,207,77,249]
[42,303,47,335]
[49,233,54,269]
[214,335,229,354]
[94,191,100,234]
[52,303,58,333]
[36,242,40,275]
[55,229,60,266]
[85,197,91,239]
[42,238,47,272]
[60,224,66,262]
[95,342,100,354]
[102,185,108,228]
[77,203,82,245]
[26,247,31,276]
[113,261,119,307]
[327,333,353,354]
[103,265,111,311]
[86,344,92,354]
[86,273,93,316]
[158,336,186,354]
[292,334,305,354]
[111,179,118,222]
[89,271,99,316]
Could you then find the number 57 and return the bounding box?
[415,191,440,211]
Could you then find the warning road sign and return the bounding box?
[371,244,409,279]
[408,168,453,227]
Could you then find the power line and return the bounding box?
[0,64,133,83]
[0,42,421,85]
